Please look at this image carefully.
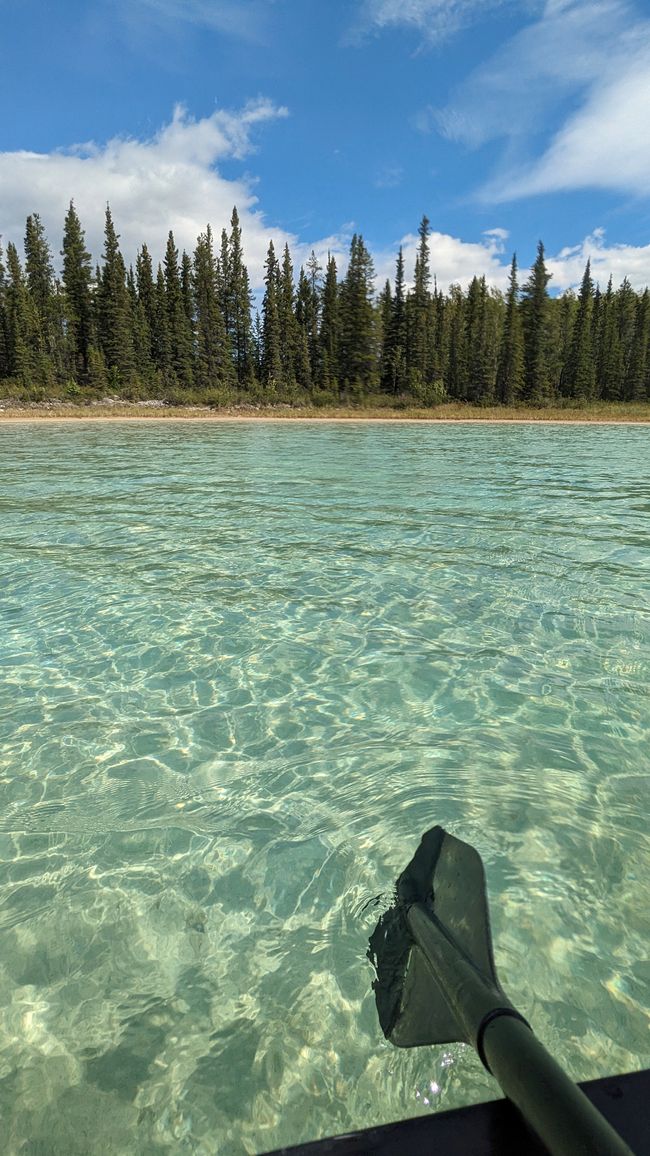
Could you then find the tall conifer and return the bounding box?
[564,260,595,399]
[261,240,282,392]
[339,234,376,393]
[193,225,235,393]
[521,241,553,405]
[96,206,135,385]
[497,254,524,404]
[318,254,339,393]
[61,201,93,380]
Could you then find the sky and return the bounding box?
[2,0,650,295]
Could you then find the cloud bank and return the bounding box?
[1,106,649,294]
[0,102,298,288]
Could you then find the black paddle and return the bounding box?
[368,826,635,1156]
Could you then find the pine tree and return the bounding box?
[521,241,553,405]
[261,240,282,393]
[296,252,321,385]
[61,201,93,381]
[381,247,407,394]
[152,264,172,384]
[555,291,577,396]
[193,224,235,393]
[564,260,595,400]
[24,213,57,376]
[96,206,135,388]
[596,277,623,399]
[378,279,394,393]
[295,268,315,392]
[617,277,638,397]
[127,264,153,386]
[408,215,431,388]
[0,243,9,379]
[318,254,339,393]
[135,243,157,372]
[496,254,525,405]
[338,234,376,395]
[228,207,254,386]
[278,242,302,394]
[465,276,491,403]
[625,290,649,402]
[24,213,54,317]
[5,241,50,387]
[164,231,194,390]
[444,284,467,400]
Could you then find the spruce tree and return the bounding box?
[135,243,157,372]
[228,207,254,386]
[61,201,93,381]
[617,277,638,395]
[0,243,9,380]
[496,254,525,405]
[278,242,302,394]
[261,240,282,393]
[96,206,135,388]
[521,241,553,405]
[382,247,407,394]
[564,260,595,400]
[24,213,54,317]
[338,234,376,395]
[152,264,172,385]
[164,231,194,391]
[597,277,623,399]
[295,268,316,392]
[318,254,339,393]
[444,284,467,400]
[625,290,649,402]
[193,224,235,393]
[378,279,394,393]
[409,215,431,388]
[24,213,57,375]
[5,241,50,388]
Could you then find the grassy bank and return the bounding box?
[1,400,650,422]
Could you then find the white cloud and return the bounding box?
[116,0,273,41]
[1,106,649,299]
[547,230,650,292]
[355,0,517,42]
[0,102,298,290]
[490,53,650,199]
[432,0,650,201]
[374,227,650,294]
[373,227,512,292]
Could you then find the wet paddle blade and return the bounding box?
[368,826,501,1047]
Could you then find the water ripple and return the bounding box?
[0,422,648,1154]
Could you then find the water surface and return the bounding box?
[0,421,648,1154]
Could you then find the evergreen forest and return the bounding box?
[1,205,649,407]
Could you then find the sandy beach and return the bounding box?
[1,402,650,424]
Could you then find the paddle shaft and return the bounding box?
[482,1013,634,1156]
[407,903,634,1156]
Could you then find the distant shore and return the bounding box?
[1,401,650,423]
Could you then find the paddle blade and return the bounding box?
[368,826,501,1048]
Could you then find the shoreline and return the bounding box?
[1,402,650,425]
[1,416,650,425]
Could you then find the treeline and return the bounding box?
[0,206,649,406]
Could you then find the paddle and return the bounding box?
[368,826,635,1156]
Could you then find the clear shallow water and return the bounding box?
[0,420,648,1155]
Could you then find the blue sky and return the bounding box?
[2,0,650,293]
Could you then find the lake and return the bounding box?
[0,420,648,1155]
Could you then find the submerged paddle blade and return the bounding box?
[369,826,502,1048]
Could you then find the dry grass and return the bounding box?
[1,400,650,422]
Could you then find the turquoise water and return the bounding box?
[0,420,648,1155]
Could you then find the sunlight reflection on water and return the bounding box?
[0,421,648,1154]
